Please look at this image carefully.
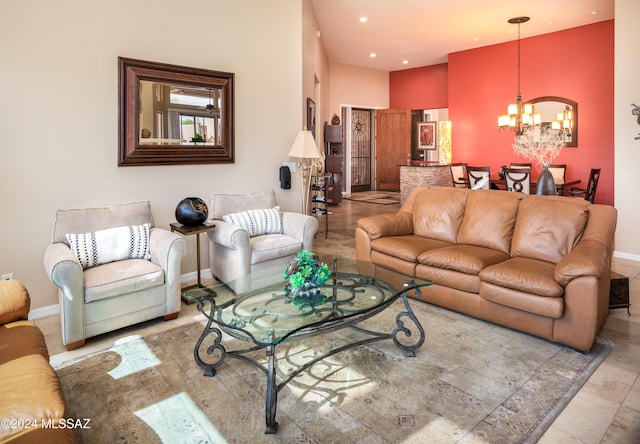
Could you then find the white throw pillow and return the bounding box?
[222,206,282,237]
[471,175,490,190]
[66,223,151,269]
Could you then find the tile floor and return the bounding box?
[35,196,640,443]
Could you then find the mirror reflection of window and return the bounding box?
[170,88,208,107]
[139,80,221,145]
[178,115,218,144]
[155,112,164,139]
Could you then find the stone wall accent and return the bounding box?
[400,165,454,203]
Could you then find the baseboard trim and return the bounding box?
[29,269,214,320]
[181,268,213,283]
[614,250,640,262]
[29,304,60,320]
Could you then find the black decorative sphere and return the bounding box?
[175,197,208,225]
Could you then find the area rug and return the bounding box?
[54,301,612,443]
[343,192,401,205]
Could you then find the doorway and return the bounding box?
[348,108,374,192]
[375,108,411,191]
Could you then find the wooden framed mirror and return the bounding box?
[528,96,578,147]
[118,57,234,166]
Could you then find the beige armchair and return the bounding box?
[207,190,318,293]
[43,201,186,350]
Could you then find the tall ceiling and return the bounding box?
[310,0,614,72]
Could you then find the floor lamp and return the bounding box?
[288,128,322,215]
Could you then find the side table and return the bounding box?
[170,222,216,304]
[610,271,630,315]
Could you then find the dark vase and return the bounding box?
[175,197,208,225]
[536,166,557,196]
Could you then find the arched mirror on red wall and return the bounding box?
[528,96,578,147]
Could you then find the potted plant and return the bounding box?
[284,250,331,308]
[512,127,565,195]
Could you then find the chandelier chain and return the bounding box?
[517,21,521,98]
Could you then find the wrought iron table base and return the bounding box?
[194,285,425,434]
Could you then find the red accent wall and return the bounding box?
[390,63,448,109]
[390,20,614,205]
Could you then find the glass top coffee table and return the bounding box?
[193,258,431,434]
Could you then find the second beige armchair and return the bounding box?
[207,189,318,293]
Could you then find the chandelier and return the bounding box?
[552,105,573,139]
[498,17,540,135]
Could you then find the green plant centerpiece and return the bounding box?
[284,250,331,309]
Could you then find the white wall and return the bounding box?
[0,0,304,310]
[302,0,330,146]
[614,0,640,260]
[329,63,389,112]
[327,63,389,193]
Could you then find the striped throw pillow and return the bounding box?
[65,223,151,269]
[222,206,282,237]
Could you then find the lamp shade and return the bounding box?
[288,129,321,159]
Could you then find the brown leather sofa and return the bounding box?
[0,280,75,443]
[356,186,617,352]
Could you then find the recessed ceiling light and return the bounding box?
[473,37,479,41]
[592,10,598,15]
[360,17,367,23]
[370,53,376,58]
[402,60,409,64]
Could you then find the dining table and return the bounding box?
[492,177,580,193]
[459,176,581,194]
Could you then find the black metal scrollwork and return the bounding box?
[392,281,426,357]
[194,294,226,377]
[192,272,430,434]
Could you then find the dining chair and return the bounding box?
[466,166,491,190]
[449,162,468,188]
[567,168,601,203]
[510,162,532,169]
[548,164,567,195]
[503,167,531,194]
[548,164,567,183]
